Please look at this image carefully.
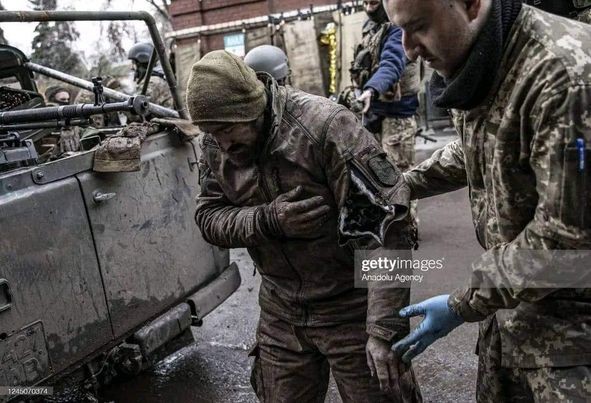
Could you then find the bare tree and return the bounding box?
[143,0,172,34]
[144,0,171,22]
[107,21,132,60]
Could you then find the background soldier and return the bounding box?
[384,0,591,401]
[127,42,173,108]
[244,45,290,85]
[190,50,421,402]
[348,0,421,240]
[44,85,71,106]
[42,85,78,152]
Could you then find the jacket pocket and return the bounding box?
[559,142,590,229]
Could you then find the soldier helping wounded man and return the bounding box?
[382,0,591,401]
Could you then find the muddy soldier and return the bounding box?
[127,42,173,108]
[190,50,422,402]
[383,0,591,401]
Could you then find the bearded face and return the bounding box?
[364,0,389,23]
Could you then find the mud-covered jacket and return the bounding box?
[351,20,419,118]
[196,77,412,341]
[405,6,591,367]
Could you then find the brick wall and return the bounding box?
[271,0,336,14]
[171,0,340,53]
[202,2,269,26]
[171,0,339,30]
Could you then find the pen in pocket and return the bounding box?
[576,138,585,172]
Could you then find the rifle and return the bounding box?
[415,128,437,144]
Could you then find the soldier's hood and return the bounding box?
[254,73,287,158]
[366,3,389,24]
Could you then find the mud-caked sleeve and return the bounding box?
[194,143,282,248]
[322,108,410,246]
[322,108,412,342]
[403,138,468,200]
[449,85,591,322]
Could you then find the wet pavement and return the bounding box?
[96,131,484,403]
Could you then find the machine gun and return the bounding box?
[0,95,149,131]
[0,95,149,152]
[0,94,150,169]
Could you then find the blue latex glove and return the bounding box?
[392,294,464,363]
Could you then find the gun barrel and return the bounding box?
[0,97,149,125]
[24,61,179,119]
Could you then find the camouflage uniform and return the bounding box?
[197,76,421,402]
[381,117,417,173]
[141,74,173,109]
[405,6,591,401]
[578,8,591,23]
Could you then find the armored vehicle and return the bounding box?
[0,11,240,399]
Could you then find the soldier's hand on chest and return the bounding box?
[269,186,331,239]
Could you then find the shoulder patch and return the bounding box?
[368,154,401,186]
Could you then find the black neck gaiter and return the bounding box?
[429,0,522,110]
[367,4,389,24]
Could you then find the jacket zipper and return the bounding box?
[258,134,307,325]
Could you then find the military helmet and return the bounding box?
[244,45,289,82]
[128,42,154,65]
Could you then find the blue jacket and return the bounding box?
[363,24,419,118]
